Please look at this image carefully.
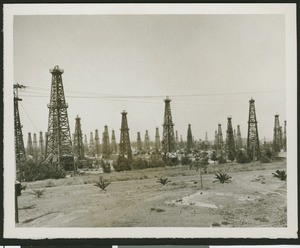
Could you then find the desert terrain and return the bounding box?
[17,161,286,227]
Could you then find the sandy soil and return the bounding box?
[17,161,287,227]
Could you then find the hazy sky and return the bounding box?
[14,14,286,145]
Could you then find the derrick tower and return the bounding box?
[273,114,282,153]
[214,130,218,150]
[94,129,101,156]
[27,133,34,156]
[14,84,26,169]
[155,127,161,151]
[236,125,243,150]
[102,125,111,158]
[45,66,74,170]
[217,123,224,153]
[119,111,132,159]
[33,133,38,158]
[39,131,44,156]
[144,130,150,152]
[162,96,176,155]
[247,98,260,160]
[111,130,118,154]
[283,121,287,152]
[186,124,193,152]
[89,132,95,156]
[225,116,236,160]
[137,132,142,152]
[84,134,88,153]
[73,115,85,160]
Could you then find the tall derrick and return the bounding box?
[186,124,193,152]
[214,130,218,150]
[89,132,95,156]
[102,125,111,158]
[137,132,142,152]
[111,130,118,154]
[119,111,132,159]
[27,133,34,156]
[226,116,236,160]
[45,66,74,170]
[94,129,101,156]
[84,134,88,153]
[216,123,224,154]
[247,98,260,160]
[32,133,38,158]
[73,115,85,160]
[155,127,161,152]
[39,131,44,157]
[144,130,150,152]
[162,96,176,155]
[273,114,282,153]
[14,84,26,170]
[236,125,243,150]
[283,121,287,152]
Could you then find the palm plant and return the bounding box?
[213,172,232,184]
[94,176,111,191]
[272,170,287,181]
[157,177,170,186]
[30,189,45,198]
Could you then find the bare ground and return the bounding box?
[17,161,287,227]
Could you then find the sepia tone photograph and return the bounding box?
[3,4,297,239]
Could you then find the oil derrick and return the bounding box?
[236,125,243,150]
[137,132,142,153]
[111,130,118,154]
[39,131,44,156]
[214,130,218,150]
[89,132,95,156]
[144,130,150,152]
[84,134,88,153]
[162,96,176,155]
[234,129,237,142]
[283,121,287,152]
[44,132,49,158]
[27,133,34,156]
[32,133,38,158]
[216,123,224,154]
[186,124,193,152]
[119,110,132,159]
[45,66,74,170]
[94,129,101,157]
[155,127,161,152]
[73,115,85,160]
[273,114,282,153]
[247,98,260,160]
[102,125,111,158]
[175,130,179,143]
[225,116,236,160]
[14,84,26,169]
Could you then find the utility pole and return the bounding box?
[44,66,74,170]
[162,96,176,156]
[247,98,260,160]
[119,110,132,159]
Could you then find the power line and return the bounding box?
[20,103,39,132]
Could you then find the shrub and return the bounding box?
[100,160,111,173]
[260,155,271,163]
[113,156,132,172]
[218,155,227,164]
[30,189,45,198]
[272,170,287,181]
[148,156,165,168]
[94,176,111,191]
[157,177,170,186]
[181,155,192,165]
[213,172,232,184]
[227,150,235,161]
[131,158,149,170]
[236,150,251,164]
[18,161,66,182]
[210,151,218,163]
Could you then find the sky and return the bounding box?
[13,14,286,145]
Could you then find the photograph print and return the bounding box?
[3,4,297,239]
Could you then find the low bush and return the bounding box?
[30,189,45,198]
[260,155,271,163]
[100,160,111,173]
[94,176,111,191]
[157,177,171,186]
[113,156,132,172]
[272,170,287,181]
[236,150,251,164]
[18,161,66,182]
[213,172,232,184]
[181,155,192,165]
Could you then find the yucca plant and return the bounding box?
[30,189,45,198]
[272,170,287,181]
[213,172,232,184]
[94,176,111,191]
[157,177,170,186]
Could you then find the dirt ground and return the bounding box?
[17,161,287,227]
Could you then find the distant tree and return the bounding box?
[210,151,218,164]
[191,152,209,189]
[227,150,235,162]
